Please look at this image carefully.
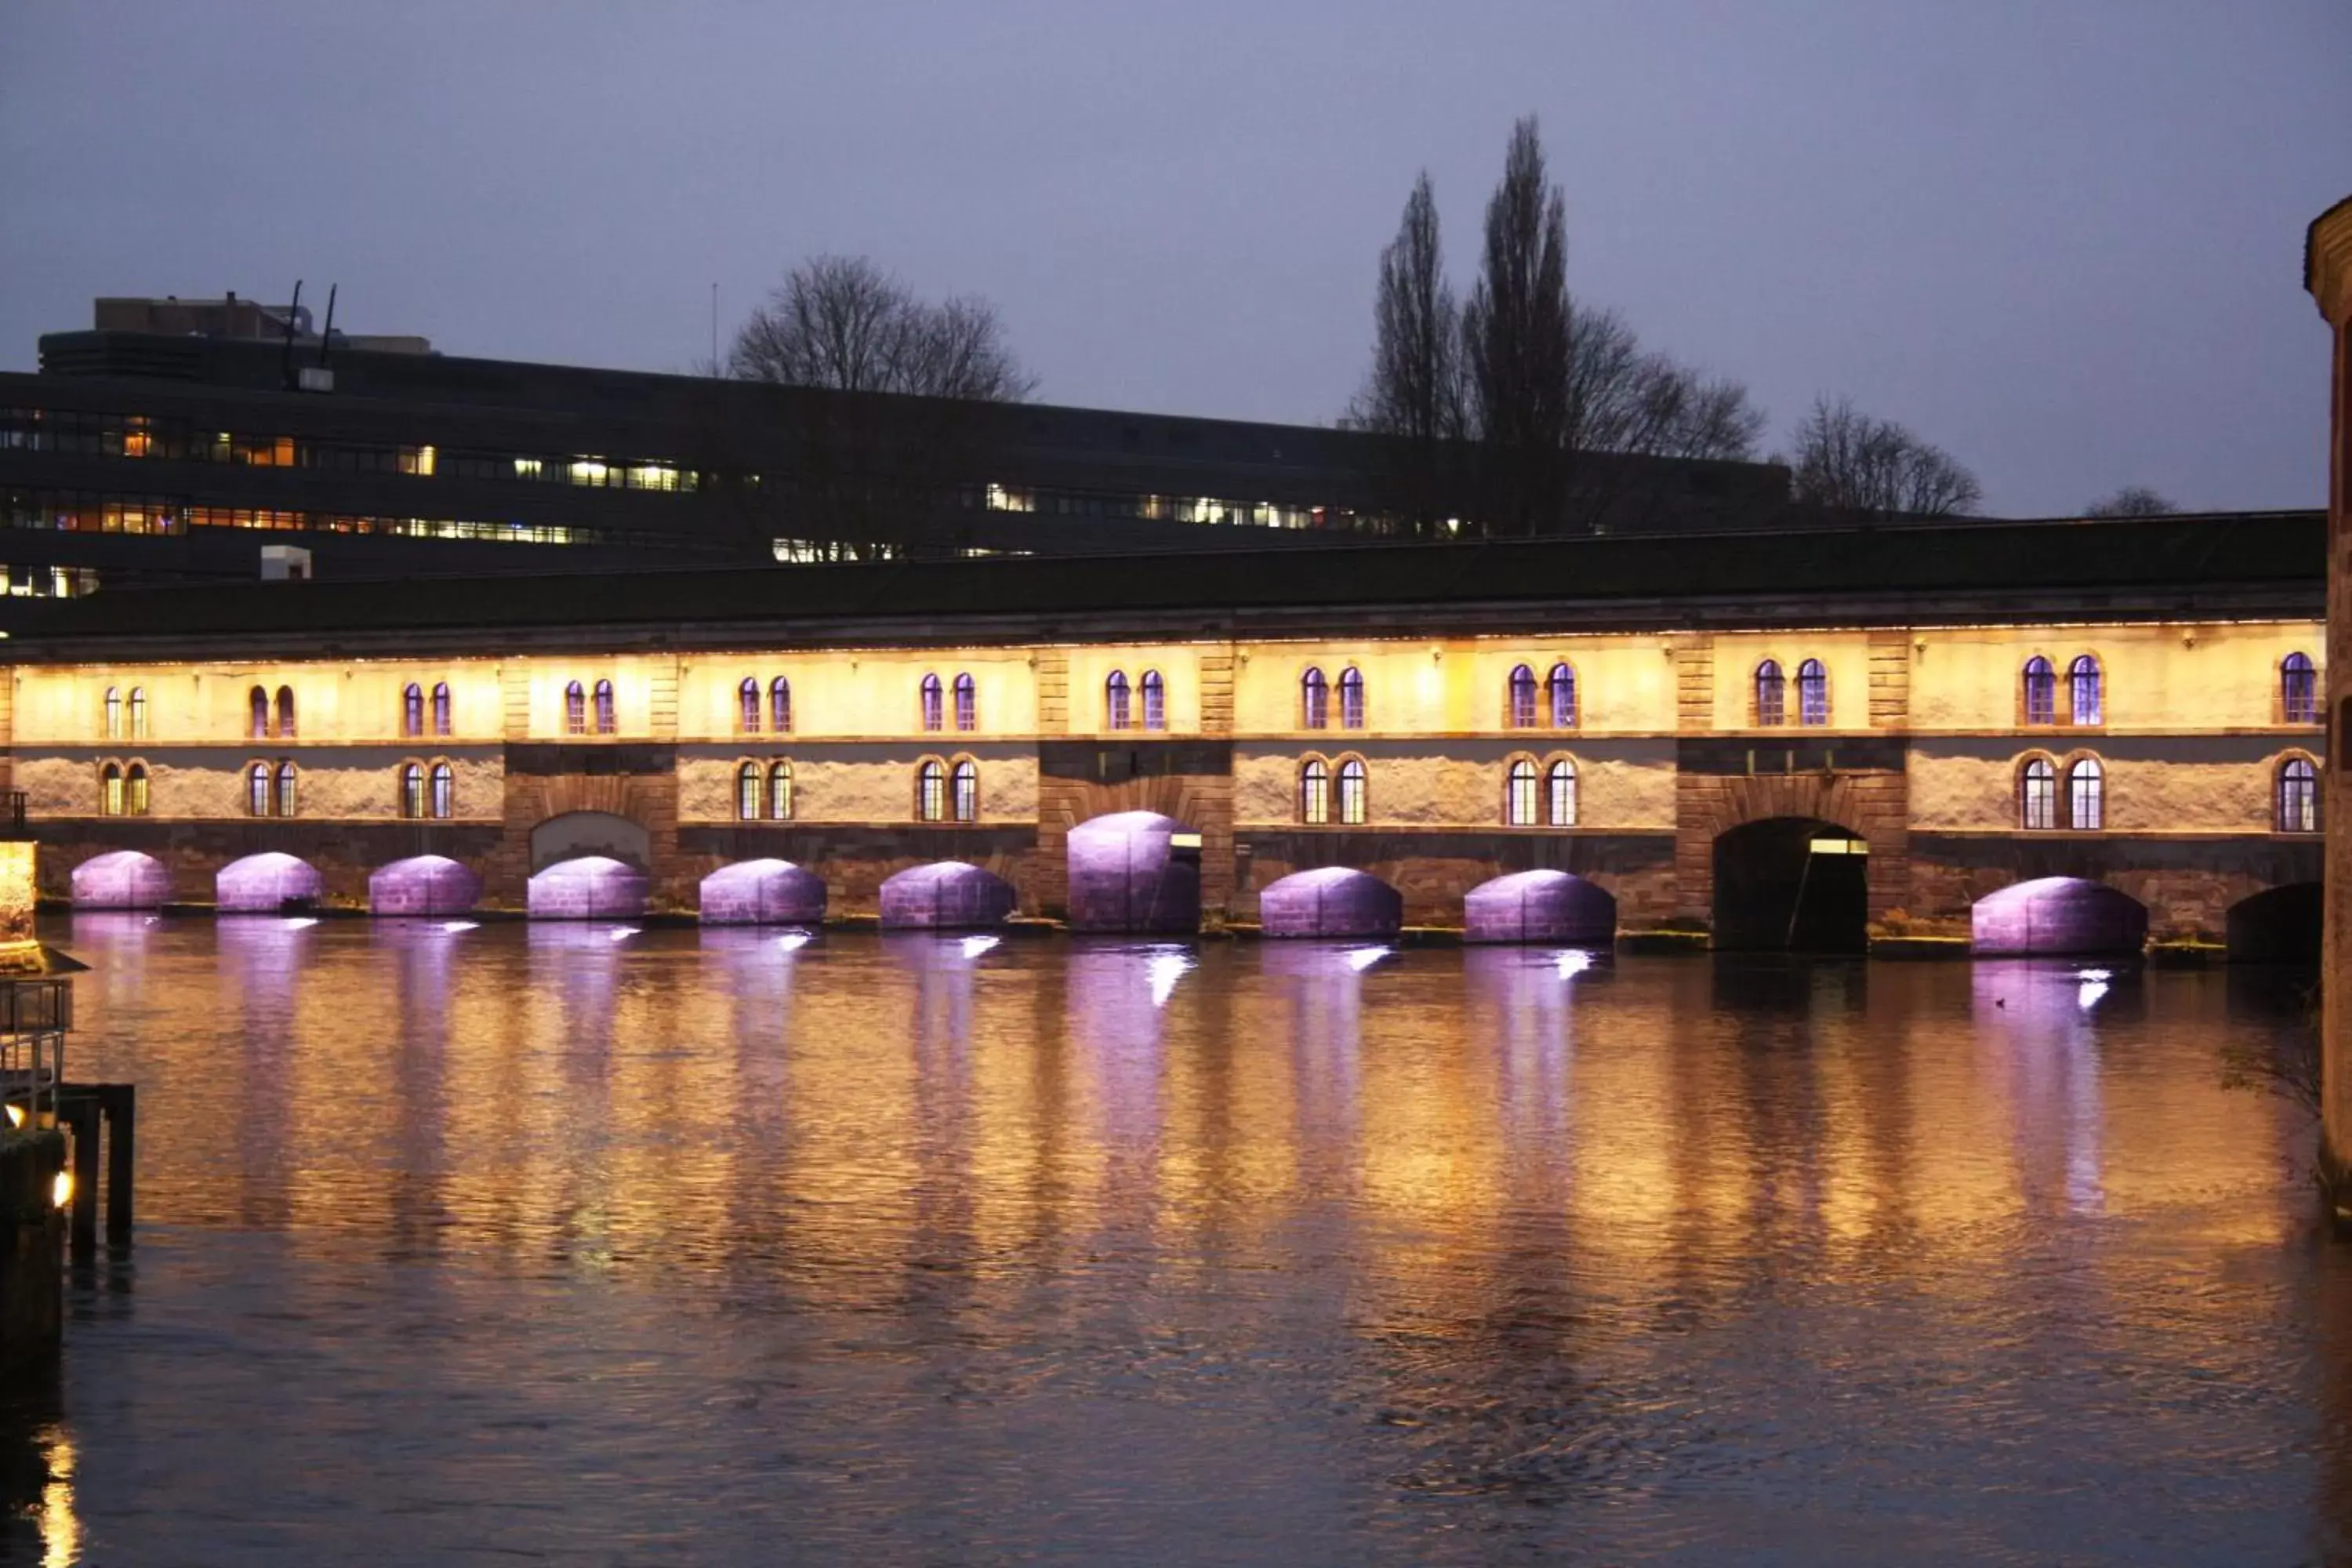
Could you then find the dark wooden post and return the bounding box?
[103,1085,133,1244]
[64,1100,97,1260]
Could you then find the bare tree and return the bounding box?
[1784,397,1982,517]
[1348,172,1465,444]
[728,255,1035,401]
[1464,117,1572,532]
[2085,485,2178,518]
[1564,301,1766,462]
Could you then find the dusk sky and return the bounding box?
[5,2,2345,515]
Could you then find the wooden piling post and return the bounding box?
[64,1100,96,1261]
[103,1085,132,1244]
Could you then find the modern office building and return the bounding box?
[0,296,1796,605]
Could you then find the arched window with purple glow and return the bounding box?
[1504,758,1537,825]
[1548,663,1576,728]
[1337,757,1367,822]
[275,761,299,817]
[916,759,946,822]
[950,759,978,822]
[2019,757,2056,829]
[593,680,616,735]
[1507,665,1537,728]
[2066,756,2103,829]
[953,673,977,732]
[2023,657,2056,725]
[1754,660,1785,727]
[770,677,791,734]
[2284,653,2318,724]
[768,760,792,820]
[739,677,761,735]
[1797,659,1828,727]
[275,687,296,739]
[2279,756,2319,833]
[403,683,425,738]
[433,682,452,736]
[1105,670,1131,731]
[1301,667,1329,731]
[920,674,944,733]
[246,761,271,817]
[2068,655,2102,726]
[1547,759,1577,826]
[736,762,761,821]
[1298,757,1330,824]
[1140,670,1165,731]
[429,762,452,819]
[564,681,586,735]
[1338,667,1365,730]
[249,686,270,739]
[400,763,425,819]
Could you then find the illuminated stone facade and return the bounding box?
[2306,193,2352,1203]
[0,607,2325,950]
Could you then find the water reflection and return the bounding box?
[25,924,2339,1563]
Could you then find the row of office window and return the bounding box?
[3,488,595,546]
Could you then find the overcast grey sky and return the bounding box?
[3,2,2345,514]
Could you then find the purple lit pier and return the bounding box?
[215,852,325,913]
[1970,876,2148,956]
[1257,866,1403,938]
[878,862,1015,930]
[527,856,651,919]
[1065,811,1201,934]
[368,855,483,916]
[699,858,827,925]
[1463,869,1617,944]
[71,849,171,909]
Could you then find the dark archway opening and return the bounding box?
[1711,818,1868,953]
[2226,882,2321,965]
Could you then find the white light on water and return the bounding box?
[1147,950,1194,1007]
[439,920,478,934]
[1555,949,1594,980]
[2078,980,2109,1011]
[281,917,318,930]
[2074,967,2112,982]
[1343,946,1389,973]
[775,931,813,953]
[960,935,1000,960]
[608,926,640,942]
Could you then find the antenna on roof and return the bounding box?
[279,280,303,390]
[317,283,338,369]
[710,282,719,376]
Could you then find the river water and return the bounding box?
[4,915,2343,1564]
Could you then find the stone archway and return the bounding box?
[1711,817,1869,952]
[2227,882,2322,964]
[528,811,650,874]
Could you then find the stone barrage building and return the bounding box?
[2305,193,2352,1205]
[0,511,2326,953]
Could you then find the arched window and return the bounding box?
[103,687,122,740]
[1140,670,1166,731]
[100,762,123,817]
[1548,663,1577,729]
[564,681,586,735]
[1796,659,1828,727]
[125,762,148,817]
[770,677,792,734]
[593,679,616,735]
[246,762,271,818]
[1105,670,1131,731]
[249,685,270,739]
[916,759,946,822]
[1504,758,1537,825]
[1338,667,1365,730]
[275,687,296,739]
[2022,656,2056,726]
[2278,756,2320,833]
[1301,667,1329,730]
[2068,655,2102,726]
[739,677,761,734]
[402,683,424,738]
[1337,757,1368,823]
[920,673,944,732]
[274,761,299,818]
[2019,757,2056,829]
[736,761,762,821]
[128,687,147,740]
[768,760,793,821]
[1299,757,1330,824]
[1507,665,1537,728]
[951,759,978,822]
[2066,756,2103,830]
[400,763,425,819]
[429,762,453,820]
[432,682,452,736]
[1755,660,1785,726]
[2283,652,2318,724]
[1547,759,1577,826]
[953,673,978,732]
